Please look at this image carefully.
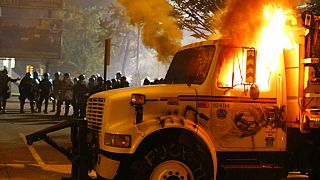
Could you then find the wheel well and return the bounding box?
[136,128,213,166]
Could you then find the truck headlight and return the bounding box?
[130,94,145,106]
[104,133,131,148]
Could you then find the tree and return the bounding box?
[299,0,320,15]
[170,0,225,39]
[56,5,105,75]
[97,5,140,78]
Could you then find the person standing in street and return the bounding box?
[88,77,95,96]
[0,69,20,113]
[92,76,106,94]
[50,72,61,112]
[19,72,35,113]
[32,71,40,111]
[55,73,73,116]
[73,74,89,118]
[37,73,52,114]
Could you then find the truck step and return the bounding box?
[221,164,282,169]
[224,158,258,165]
[219,164,285,180]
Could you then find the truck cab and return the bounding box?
[87,38,292,180]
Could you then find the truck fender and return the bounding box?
[132,117,217,180]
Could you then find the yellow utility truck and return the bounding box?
[86,12,320,180]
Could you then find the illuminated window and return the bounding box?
[39,67,44,75]
[26,65,33,73]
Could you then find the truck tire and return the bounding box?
[118,142,214,180]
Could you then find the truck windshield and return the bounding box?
[164,45,215,84]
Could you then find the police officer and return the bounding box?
[37,73,52,114]
[50,72,61,112]
[55,73,73,116]
[0,69,20,113]
[32,71,40,111]
[88,77,95,96]
[92,76,105,94]
[19,72,35,113]
[73,74,89,118]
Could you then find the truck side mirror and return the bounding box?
[250,84,260,100]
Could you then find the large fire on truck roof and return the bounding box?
[256,5,298,90]
[218,0,301,90]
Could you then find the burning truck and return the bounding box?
[26,3,320,180]
[84,5,320,180]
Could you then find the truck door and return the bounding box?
[210,46,286,151]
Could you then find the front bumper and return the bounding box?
[96,153,120,179]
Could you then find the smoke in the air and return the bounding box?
[117,0,182,61]
[216,0,301,46]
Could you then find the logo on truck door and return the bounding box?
[217,108,227,119]
[233,110,261,137]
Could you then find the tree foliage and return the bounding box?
[57,1,139,77]
[57,6,104,75]
[58,0,169,82]
[300,0,320,15]
[97,5,138,76]
[169,0,225,39]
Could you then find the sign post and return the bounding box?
[104,39,111,88]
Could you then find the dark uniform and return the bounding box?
[37,73,52,114]
[92,77,106,94]
[32,71,40,111]
[19,72,35,113]
[0,69,20,113]
[73,74,89,118]
[88,77,95,96]
[56,73,73,116]
[51,72,61,112]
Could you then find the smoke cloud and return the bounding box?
[117,0,182,61]
[216,0,301,46]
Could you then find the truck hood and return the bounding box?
[90,84,198,100]
[87,84,199,134]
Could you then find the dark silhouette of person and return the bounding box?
[55,73,73,116]
[119,76,129,88]
[51,72,61,112]
[106,80,112,90]
[32,71,40,111]
[143,78,151,85]
[73,74,89,118]
[111,78,117,89]
[37,73,52,114]
[88,77,95,96]
[19,72,35,113]
[0,69,20,113]
[92,77,106,94]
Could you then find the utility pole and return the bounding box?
[136,25,141,72]
[104,39,111,88]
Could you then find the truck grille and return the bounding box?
[86,98,105,132]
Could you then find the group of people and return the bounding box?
[0,69,131,119]
[19,71,130,118]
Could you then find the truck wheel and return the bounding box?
[121,142,213,180]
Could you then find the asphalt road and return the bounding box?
[0,96,310,180]
[0,96,72,180]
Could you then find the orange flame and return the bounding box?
[256,4,297,90]
[218,3,299,91]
